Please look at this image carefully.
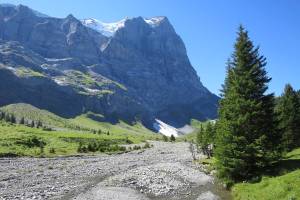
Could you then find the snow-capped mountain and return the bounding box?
[81,18,127,37]
[0,4,219,128]
[81,16,167,37]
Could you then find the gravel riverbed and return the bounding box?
[0,142,230,200]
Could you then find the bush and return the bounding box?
[77,140,126,153]
[125,138,133,144]
[118,146,126,151]
[16,136,46,148]
[143,142,151,149]
[49,148,56,154]
[170,135,176,142]
[43,127,53,131]
[133,145,141,150]
[163,135,168,142]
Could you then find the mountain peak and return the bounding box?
[0,3,16,8]
[144,16,168,27]
[81,16,169,37]
[81,18,127,37]
[0,3,49,18]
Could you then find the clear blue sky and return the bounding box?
[2,0,300,95]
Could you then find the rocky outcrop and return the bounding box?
[0,4,218,127]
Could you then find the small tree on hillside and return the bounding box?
[19,117,25,125]
[163,135,168,142]
[170,134,176,142]
[196,125,204,147]
[10,114,16,124]
[0,111,4,120]
[276,84,300,151]
[197,122,216,158]
[4,113,10,122]
[30,121,35,128]
[36,120,42,128]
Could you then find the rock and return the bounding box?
[197,191,220,200]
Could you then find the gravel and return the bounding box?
[0,142,225,200]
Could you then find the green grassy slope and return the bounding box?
[0,103,161,157]
[0,103,70,128]
[232,148,300,200]
[70,113,161,143]
[0,121,150,157]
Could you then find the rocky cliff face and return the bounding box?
[0,4,219,127]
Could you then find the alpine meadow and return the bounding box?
[0,1,299,200]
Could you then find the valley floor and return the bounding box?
[0,142,230,200]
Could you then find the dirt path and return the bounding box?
[0,142,230,200]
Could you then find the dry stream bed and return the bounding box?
[0,142,231,200]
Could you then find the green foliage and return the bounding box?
[15,136,46,148]
[133,145,141,150]
[143,141,151,149]
[19,117,25,125]
[77,139,126,153]
[196,122,216,158]
[215,26,281,183]
[0,103,72,128]
[0,104,161,145]
[0,116,158,157]
[275,84,300,151]
[49,148,56,154]
[232,147,300,200]
[163,135,168,142]
[233,170,300,200]
[16,67,45,77]
[170,134,176,142]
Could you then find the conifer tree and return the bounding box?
[20,117,25,125]
[4,113,10,122]
[215,26,281,182]
[163,135,168,142]
[276,84,300,151]
[0,111,4,120]
[10,114,16,124]
[170,134,176,142]
[36,120,42,128]
[197,122,215,158]
[196,125,204,146]
[30,121,35,128]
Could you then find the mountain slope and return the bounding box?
[0,103,156,137]
[0,4,219,128]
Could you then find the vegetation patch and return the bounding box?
[16,67,45,77]
[232,148,300,200]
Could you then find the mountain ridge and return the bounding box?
[0,4,219,128]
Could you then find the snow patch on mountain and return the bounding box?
[153,119,181,137]
[81,16,166,37]
[81,18,127,37]
[144,16,166,27]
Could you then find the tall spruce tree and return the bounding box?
[196,125,204,147]
[215,26,281,183]
[276,84,300,151]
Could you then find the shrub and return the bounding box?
[143,142,151,149]
[49,148,56,154]
[133,145,141,150]
[16,136,46,148]
[170,135,176,142]
[163,135,168,142]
